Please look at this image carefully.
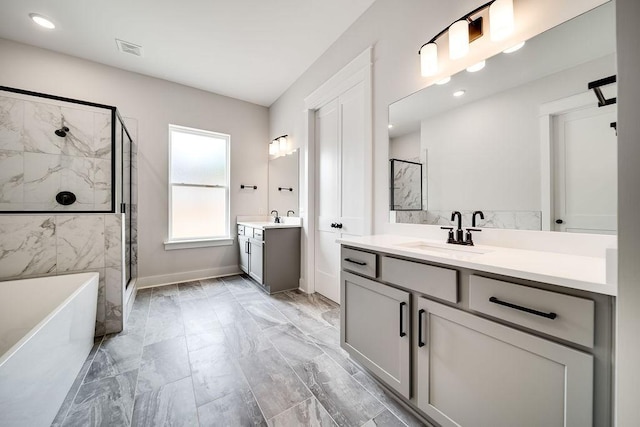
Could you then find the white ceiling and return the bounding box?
[0,0,376,107]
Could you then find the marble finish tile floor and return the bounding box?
[53,275,427,427]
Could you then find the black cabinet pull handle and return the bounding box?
[556,219,564,224]
[399,302,407,337]
[489,297,557,320]
[330,223,336,228]
[336,223,343,229]
[418,309,426,347]
[344,258,366,266]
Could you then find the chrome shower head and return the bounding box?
[55,126,69,137]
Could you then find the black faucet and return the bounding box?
[270,210,280,223]
[472,210,485,227]
[451,211,463,242]
[441,210,482,246]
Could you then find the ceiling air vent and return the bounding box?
[116,39,143,57]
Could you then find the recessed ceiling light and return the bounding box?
[503,41,525,54]
[436,76,451,85]
[388,124,394,129]
[29,13,55,29]
[453,90,466,97]
[466,61,486,73]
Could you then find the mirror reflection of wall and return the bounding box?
[388,2,616,234]
[268,150,299,216]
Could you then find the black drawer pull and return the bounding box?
[418,309,426,347]
[399,302,407,337]
[489,297,557,320]
[344,258,366,266]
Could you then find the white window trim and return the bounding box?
[166,124,231,250]
[164,237,234,251]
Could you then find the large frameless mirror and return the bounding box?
[388,2,616,234]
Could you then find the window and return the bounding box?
[165,124,231,250]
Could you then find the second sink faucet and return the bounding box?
[270,210,280,223]
[472,210,485,227]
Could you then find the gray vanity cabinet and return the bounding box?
[416,297,594,427]
[341,271,411,398]
[339,245,608,427]
[238,224,301,294]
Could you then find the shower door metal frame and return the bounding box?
[0,85,117,214]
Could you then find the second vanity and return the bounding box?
[338,234,615,427]
[237,218,301,294]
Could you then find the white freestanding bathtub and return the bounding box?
[0,273,99,427]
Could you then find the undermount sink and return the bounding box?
[394,241,493,256]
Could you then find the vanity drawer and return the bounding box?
[380,256,458,303]
[342,247,377,279]
[252,229,264,241]
[469,275,595,348]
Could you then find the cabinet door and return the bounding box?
[238,235,249,274]
[340,272,410,398]
[416,297,593,427]
[248,239,264,284]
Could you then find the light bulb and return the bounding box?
[466,61,486,73]
[420,43,438,77]
[453,90,466,97]
[490,0,514,41]
[436,76,451,85]
[449,20,470,60]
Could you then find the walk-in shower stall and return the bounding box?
[0,85,137,335]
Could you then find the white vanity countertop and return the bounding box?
[337,234,615,296]
[237,217,302,230]
[238,221,301,230]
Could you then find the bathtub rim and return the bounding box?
[0,272,99,367]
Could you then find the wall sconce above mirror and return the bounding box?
[419,0,515,77]
[269,134,295,158]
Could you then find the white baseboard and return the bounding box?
[137,265,242,289]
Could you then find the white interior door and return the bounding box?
[314,82,367,303]
[553,104,617,234]
[314,99,340,302]
[339,82,366,237]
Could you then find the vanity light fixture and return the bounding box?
[503,41,525,53]
[453,90,466,97]
[466,60,486,73]
[418,0,514,77]
[29,13,55,29]
[436,76,452,85]
[270,134,291,158]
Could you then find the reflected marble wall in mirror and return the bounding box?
[388,2,616,234]
[268,150,299,216]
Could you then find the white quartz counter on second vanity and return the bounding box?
[337,234,615,296]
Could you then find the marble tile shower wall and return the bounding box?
[0,214,125,336]
[395,210,542,230]
[0,95,112,211]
